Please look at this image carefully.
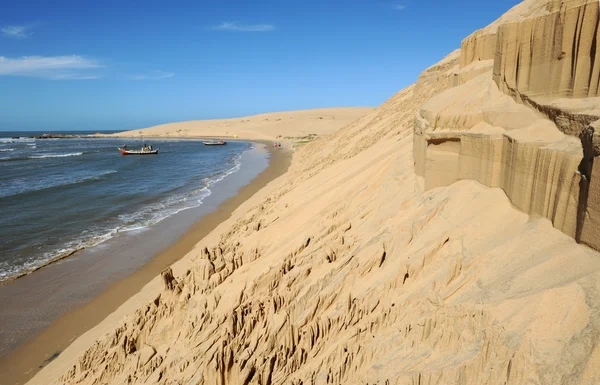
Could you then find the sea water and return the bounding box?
[0,132,251,282]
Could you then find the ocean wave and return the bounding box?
[0,137,35,144]
[0,152,84,163]
[207,153,243,187]
[0,230,118,282]
[0,148,15,152]
[29,152,83,159]
[117,187,213,232]
[0,170,117,198]
[0,157,23,163]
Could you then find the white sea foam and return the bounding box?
[0,148,15,152]
[0,137,35,144]
[205,153,243,188]
[29,152,83,159]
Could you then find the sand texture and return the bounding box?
[27,0,600,384]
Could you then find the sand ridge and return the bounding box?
[108,108,374,144]
[26,1,600,384]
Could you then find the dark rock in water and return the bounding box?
[35,133,83,139]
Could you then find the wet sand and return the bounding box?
[0,141,291,385]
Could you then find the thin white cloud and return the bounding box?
[0,55,102,79]
[2,25,34,39]
[52,73,103,80]
[394,4,407,10]
[212,22,275,32]
[126,70,175,80]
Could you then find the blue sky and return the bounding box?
[0,0,521,131]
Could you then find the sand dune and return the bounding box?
[28,0,600,384]
[109,108,374,143]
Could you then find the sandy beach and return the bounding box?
[0,142,291,385]
[0,108,367,384]
[5,1,600,384]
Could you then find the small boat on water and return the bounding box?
[118,147,159,155]
[203,140,227,146]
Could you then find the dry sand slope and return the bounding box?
[31,0,600,384]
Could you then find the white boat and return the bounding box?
[118,147,159,155]
[203,140,227,146]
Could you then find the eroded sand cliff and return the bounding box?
[28,1,600,384]
[415,0,600,251]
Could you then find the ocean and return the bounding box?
[0,131,252,282]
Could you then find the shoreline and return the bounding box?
[0,137,253,286]
[0,140,292,385]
